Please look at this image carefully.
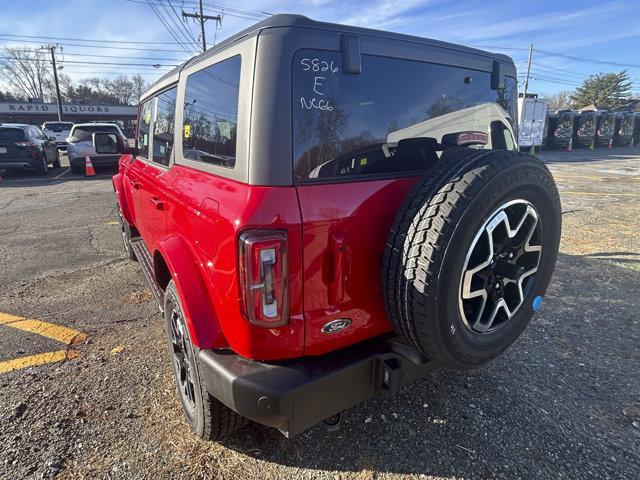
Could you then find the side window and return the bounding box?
[138,100,152,159]
[182,55,240,169]
[152,86,177,167]
[29,127,40,140]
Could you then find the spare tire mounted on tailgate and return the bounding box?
[383,149,561,370]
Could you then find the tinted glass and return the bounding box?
[152,87,177,166]
[576,113,596,137]
[43,122,73,132]
[0,128,26,142]
[292,50,517,181]
[554,113,573,141]
[182,55,240,168]
[69,125,118,143]
[620,114,635,136]
[138,100,152,158]
[598,114,615,137]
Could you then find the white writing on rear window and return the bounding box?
[299,57,339,111]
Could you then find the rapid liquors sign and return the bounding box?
[0,102,136,116]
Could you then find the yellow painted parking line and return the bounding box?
[53,168,70,179]
[0,350,78,374]
[0,312,87,374]
[560,191,640,197]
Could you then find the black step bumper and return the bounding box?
[197,337,437,437]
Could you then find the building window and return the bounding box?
[182,55,240,169]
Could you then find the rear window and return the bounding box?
[182,55,241,169]
[0,128,26,142]
[69,125,118,143]
[43,122,73,132]
[292,50,517,181]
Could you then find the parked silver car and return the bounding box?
[66,122,127,174]
[41,121,74,149]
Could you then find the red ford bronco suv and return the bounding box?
[97,14,561,440]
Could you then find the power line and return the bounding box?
[125,0,272,20]
[56,51,186,62]
[0,37,188,53]
[534,49,640,69]
[204,1,273,17]
[166,0,201,48]
[530,62,591,79]
[145,0,199,54]
[160,0,201,51]
[0,56,176,67]
[61,70,167,76]
[0,32,184,45]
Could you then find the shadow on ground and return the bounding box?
[201,251,640,479]
[0,165,116,189]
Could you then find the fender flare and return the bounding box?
[155,234,225,350]
[112,173,134,227]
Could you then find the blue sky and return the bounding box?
[0,0,638,96]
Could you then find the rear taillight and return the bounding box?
[14,141,37,147]
[238,230,289,327]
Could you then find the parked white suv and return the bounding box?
[66,122,127,174]
[42,121,74,149]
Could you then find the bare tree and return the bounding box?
[0,47,52,100]
[102,75,136,105]
[130,74,148,102]
[545,90,573,111]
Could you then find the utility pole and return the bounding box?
[43,44,64,121]
[182,1,221,52]
[523,43,533,98]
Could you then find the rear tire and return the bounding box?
[70,163,84,175]
[35,155,49,175]
[383,149,561,370]
[117,205,137,261]
[164,281,249,440]
[52,149,61,169]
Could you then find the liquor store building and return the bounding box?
[0,102,137,136]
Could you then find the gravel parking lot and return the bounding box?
[0,148,639,480]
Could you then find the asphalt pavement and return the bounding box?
[0,149,638,479]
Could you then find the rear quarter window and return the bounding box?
[292,50,517,182]
[138,101,152,158]
[182,55,241,169]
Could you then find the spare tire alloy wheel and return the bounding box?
[460,199,542,334]
[383,149,561,370]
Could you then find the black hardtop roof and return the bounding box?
[149,13,514,92]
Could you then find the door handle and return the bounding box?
[328,231,349,305]
[130,180,142,189]
[150,197,165,210]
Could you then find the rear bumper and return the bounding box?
[69,155,120,168]
[0,158,39,170]
[198,336,437,437]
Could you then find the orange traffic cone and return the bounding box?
[85,156,96,176]
[566,138,573,152]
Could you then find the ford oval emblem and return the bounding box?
[321,318,351,334]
